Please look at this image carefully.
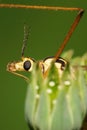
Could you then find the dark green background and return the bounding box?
[0,0,87,130]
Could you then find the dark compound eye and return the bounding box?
[23,60,31,71]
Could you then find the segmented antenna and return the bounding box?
[21,24,30,57]
[54,9,84,60]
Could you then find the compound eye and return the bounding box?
[23,60,31,71]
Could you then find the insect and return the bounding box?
[0,3,87,130]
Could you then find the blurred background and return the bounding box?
[0,0,87,130]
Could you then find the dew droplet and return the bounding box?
[47,88,52,94]
[53,99,57,105]
[58,85,62,90]
[64,80,71,86]
[35,85,39,90]
[36,94,40,99]
[49,81,55,87]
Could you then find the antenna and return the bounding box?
[54,9,84,60]
[0,4,84,59]
[21,24,30,57]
